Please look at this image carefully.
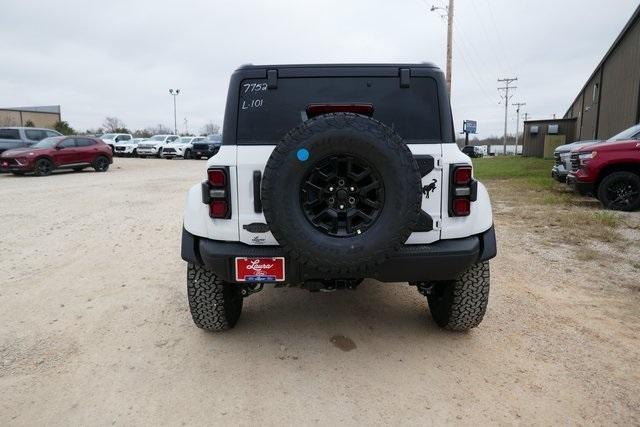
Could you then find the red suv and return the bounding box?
[0,136,112,176]
[567,124,640,211]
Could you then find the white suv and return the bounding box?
[100,133,133,153]
[181,64,496,332]
[161,136,206,159]
[136,134,179,158]
[113,137,146,157]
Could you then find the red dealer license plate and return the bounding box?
[235,257,285,282]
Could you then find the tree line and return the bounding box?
[0,115,221,137]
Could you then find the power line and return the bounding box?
[498,77,517,155]
[482,0,514,74]
[513,102,526,155]
[469,0,508,74]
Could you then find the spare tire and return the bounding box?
[261,112,422,274]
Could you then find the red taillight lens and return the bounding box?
[452,198,471,216]
[453,166,472,185]
[205,168,230,219]
[208,169,226,187]
[209,200,228,218]
[449,164,475,217]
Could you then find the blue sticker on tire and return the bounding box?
[296,148,310,161]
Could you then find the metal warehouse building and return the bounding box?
[523,5,640,157]
[565,4,640,140]
[0,105,61,128]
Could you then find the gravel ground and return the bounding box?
[1,158,638,425]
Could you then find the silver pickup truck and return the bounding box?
[0,127,62,154]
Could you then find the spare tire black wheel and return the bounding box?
[261,112,422,274]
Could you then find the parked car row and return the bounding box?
[109,134,222,159]
[552,123,640,211]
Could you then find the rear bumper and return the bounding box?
[181,225,497,283]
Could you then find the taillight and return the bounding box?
[202,167,231,219]
[453,166,472,185]
[449,164,476,217]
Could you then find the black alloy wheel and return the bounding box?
[598,171,640,211]
[94,156,110,172]
[301,154,384,237]
[34,158,53,176]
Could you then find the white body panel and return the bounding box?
[183,143,493,244]
[440,143,493,239]
[184,146,240,241]
[405,143,442,244]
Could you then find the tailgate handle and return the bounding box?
[253,170,263,213]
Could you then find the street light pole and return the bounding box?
[169,89,180,135]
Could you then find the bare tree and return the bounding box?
[102,117,127,132]
[145,124,173,135]
[201,122,221,135]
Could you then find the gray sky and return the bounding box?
[1,0,638,138]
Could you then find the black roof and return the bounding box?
[237,63,439,70]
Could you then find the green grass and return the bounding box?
[472,157,556,190]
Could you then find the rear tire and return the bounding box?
[132,148,138,157]
[426,262,490,331]
[34,158,54,176]
[187,263,243,331]
[93,156,110,172]
[597,171,640,211]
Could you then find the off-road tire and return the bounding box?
[261,112,422,274]
[427,261,490,331]
[93,156,110,172]
[597,171,640,212]
[34,158,53,176]
[187,263,243,331]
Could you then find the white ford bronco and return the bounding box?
[181,64,496,332]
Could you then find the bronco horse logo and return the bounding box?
[422,179,437,199]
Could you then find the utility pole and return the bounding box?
[430,0,454,96]
[522,112,529,122]
[513,102,526,156]
[498,77,517,155]
[169,89,180,135]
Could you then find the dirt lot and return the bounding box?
[1,157,639,425]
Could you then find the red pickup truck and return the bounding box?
[567,128,640,211]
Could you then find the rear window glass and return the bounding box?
[0,129,20,140]
[236,77,441,144]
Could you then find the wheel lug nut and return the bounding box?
[350,187,355,191]
[339,204,345,209]
[329,186,334,192]
[348,197,355,204]
[338,179,345,186]
[328,197,335,204]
